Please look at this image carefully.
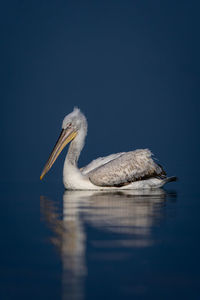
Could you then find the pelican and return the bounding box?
[40,107,177,190]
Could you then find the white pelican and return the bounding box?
[40,107,177,190]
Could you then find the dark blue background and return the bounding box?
[1,0,199,187]
[1,1,200,299]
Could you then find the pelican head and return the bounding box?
[40,107,87,180]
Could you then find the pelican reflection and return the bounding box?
[40,189,175,300]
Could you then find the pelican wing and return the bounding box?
[81,152,125,175]
[88,149,166,187]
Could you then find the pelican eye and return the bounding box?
[68,122,72,128]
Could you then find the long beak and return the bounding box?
[40,128,77,180]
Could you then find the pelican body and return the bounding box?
[40,108,176,190]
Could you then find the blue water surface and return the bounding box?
[1,0,200,299]
[0,180,199,300]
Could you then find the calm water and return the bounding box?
[2,0,200,298]
[0,181,200,300]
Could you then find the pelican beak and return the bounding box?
[40,128,77,180]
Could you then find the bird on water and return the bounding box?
[40,107,177,190]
